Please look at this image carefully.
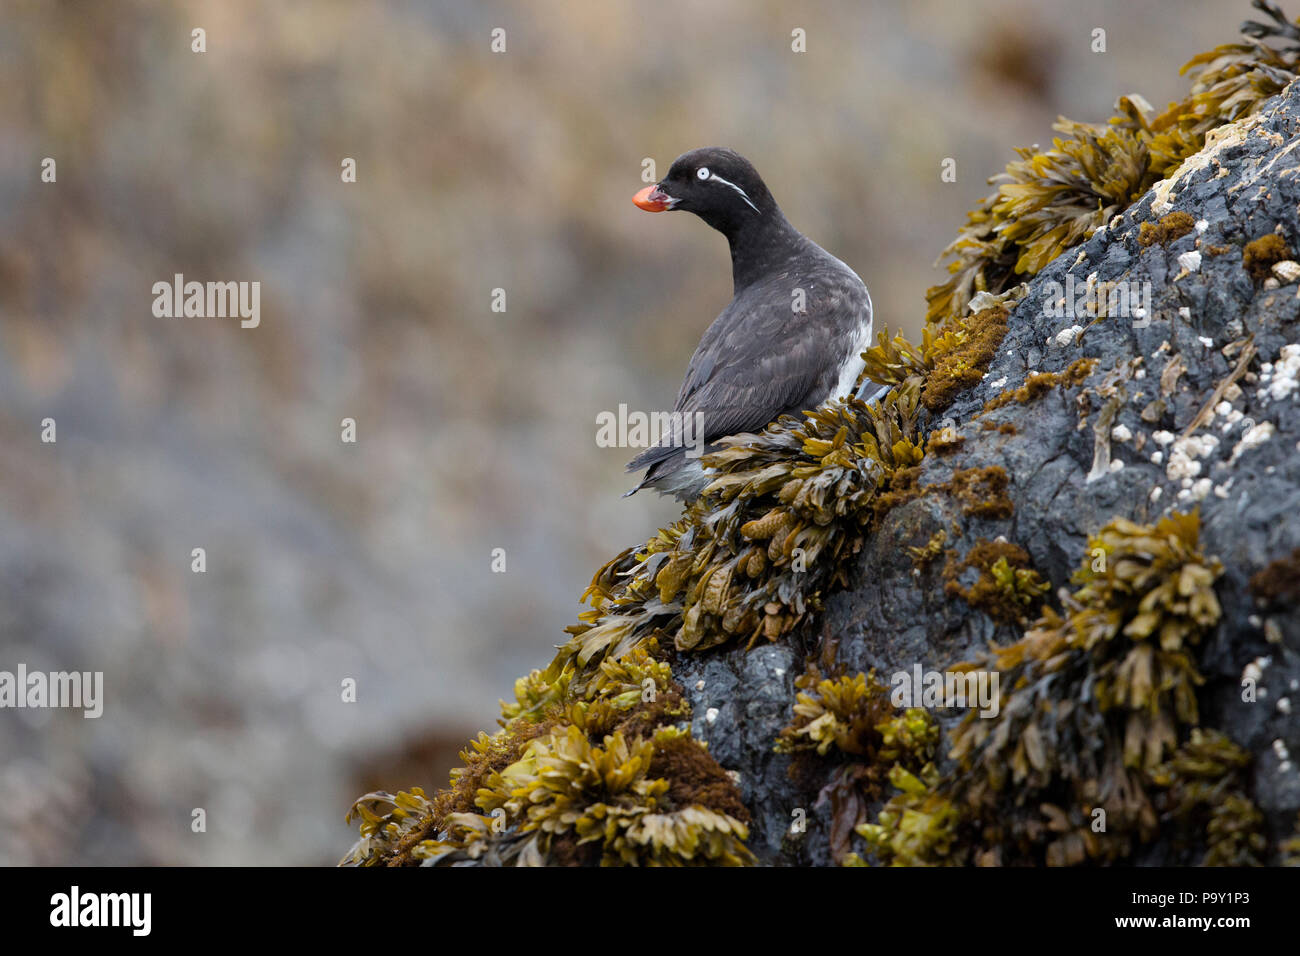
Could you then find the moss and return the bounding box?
[948,465,1014,519]
[983,358,1098,412]
[649,732,751,826]
[1249,547,1300,605]
[1242,231,1292,282]
[920,306,1012,412]
[1137,210,1197,247]
[942,539,1049,624]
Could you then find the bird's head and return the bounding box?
[633,147,774,235]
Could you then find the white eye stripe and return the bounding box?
[702,171,760,213]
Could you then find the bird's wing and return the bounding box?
[627,272,864,472]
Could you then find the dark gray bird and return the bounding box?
[625,147,874,500]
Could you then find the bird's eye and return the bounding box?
[696,167,710,180]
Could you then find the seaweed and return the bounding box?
[927,2,1300,325]
[856,511,1243,866]
[942,539,1050,624]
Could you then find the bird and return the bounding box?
[625,147,874,500]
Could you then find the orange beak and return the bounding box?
[633,184,674,212]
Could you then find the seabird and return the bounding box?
[625,147,875,500]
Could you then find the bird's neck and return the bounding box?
[723,209,804,290]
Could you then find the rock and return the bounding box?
[345,24,1300,869]
[680,80,1300,865]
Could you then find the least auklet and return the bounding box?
[625,147,875,500]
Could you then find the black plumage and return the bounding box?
[626,147,874,500]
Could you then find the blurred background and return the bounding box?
[0,0,1242,864]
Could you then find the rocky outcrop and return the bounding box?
[344,7,1300,867]
[680,79,1300,865]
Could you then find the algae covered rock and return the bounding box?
[344,3,1300,866]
